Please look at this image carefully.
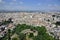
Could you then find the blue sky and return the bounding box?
[0,0,60,11]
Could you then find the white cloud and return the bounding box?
[0,0,5,4]
[13,0,16,1]
[48,4,52,7]
[9,0,17,5]
[47,4,60,10]
[9,1,23,5]
[0,0,2,3]
[37,3,41,6]
[48,4,60,8]
[10,2,13,5]
[8,0,16,5]
[20,1,23,4]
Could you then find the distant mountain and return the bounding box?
[0,10,21,13]
[49,10,60,12]
[0,10,60,13]
[0,10,42,13]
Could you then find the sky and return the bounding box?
[0,0,60,11]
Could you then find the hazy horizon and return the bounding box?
[0,0,60,12]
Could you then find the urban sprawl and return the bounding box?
[0,12,60,39]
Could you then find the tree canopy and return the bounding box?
[0,24,55,40]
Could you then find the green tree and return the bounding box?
[7,29,11,40]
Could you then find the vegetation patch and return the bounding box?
[0,24,55,40]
